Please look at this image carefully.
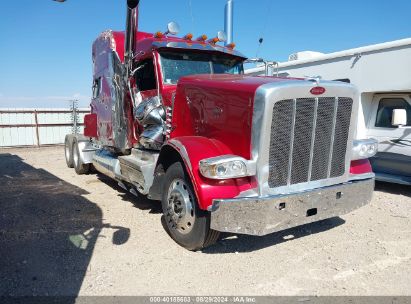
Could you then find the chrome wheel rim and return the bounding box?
[165,178,195,234]
[73,144,79,167]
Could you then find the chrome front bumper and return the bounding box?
[210,178,374,236]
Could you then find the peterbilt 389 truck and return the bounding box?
[64,0,377,250]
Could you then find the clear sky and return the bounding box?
[0,0,410,108]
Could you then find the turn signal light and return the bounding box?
[350,159,373,175]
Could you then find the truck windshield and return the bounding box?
[159,51,244,85]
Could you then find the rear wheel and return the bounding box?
[73,141,90,175]
[161,162,220,251]
[65,138,74,168]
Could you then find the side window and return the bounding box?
[134,59,157,91]
[375,98,411,128]
[92,77,102,99]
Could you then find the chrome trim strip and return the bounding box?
[327,97,338,178]
[167,139,192,170]
[350,172,375,181]
[152,51,161,98]
[286,99,297,186]
[152,41,246,59]
[307,97,319,181]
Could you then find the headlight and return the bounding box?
[352,139,378,160]
[199,155,256,180]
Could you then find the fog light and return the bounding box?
[367,144,376,154]
[352,139,378,160]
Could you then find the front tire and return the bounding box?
[161,162,220,251]
[73,141,90,175]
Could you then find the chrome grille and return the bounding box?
[268,100,294,187]
[268,97,353,188]
[311,98,336,181]
[331,98,353,178]
[291,99,315,184]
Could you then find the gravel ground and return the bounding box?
[0,146,410,296]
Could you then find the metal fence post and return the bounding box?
[73,106,78,134]
[34,110,40,147]
[70,99,79,134]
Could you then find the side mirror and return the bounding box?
[392,109,407,127]
[217,31,227,43]
[165,22,180,36]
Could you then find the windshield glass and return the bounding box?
[159,51,244,85]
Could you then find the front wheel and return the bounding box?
[161,162,220,251]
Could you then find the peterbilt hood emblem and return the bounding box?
[310,86,326,95]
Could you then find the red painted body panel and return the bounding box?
[167,137,256,210]
[112,31,125,62]
[170,75,291,159]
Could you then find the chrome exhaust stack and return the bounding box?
[224,0,234,45]
[125,0,140,77]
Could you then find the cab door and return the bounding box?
[366,94,411,180]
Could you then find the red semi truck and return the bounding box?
[65,0,377,250]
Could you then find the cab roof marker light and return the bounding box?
[207,37,220,45]
[196,35,208,42]
[154,31,164,39]
[226,43,236,49]
[183,33,193,41]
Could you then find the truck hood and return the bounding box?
[170,74,304,159]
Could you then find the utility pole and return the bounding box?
[69,99,79,134]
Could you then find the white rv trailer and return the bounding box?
[246,38,411,185]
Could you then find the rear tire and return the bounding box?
[65,138,74,168]
[161,162,220,251]
[73,141,90,175]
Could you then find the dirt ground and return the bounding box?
[0,146,410,297]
